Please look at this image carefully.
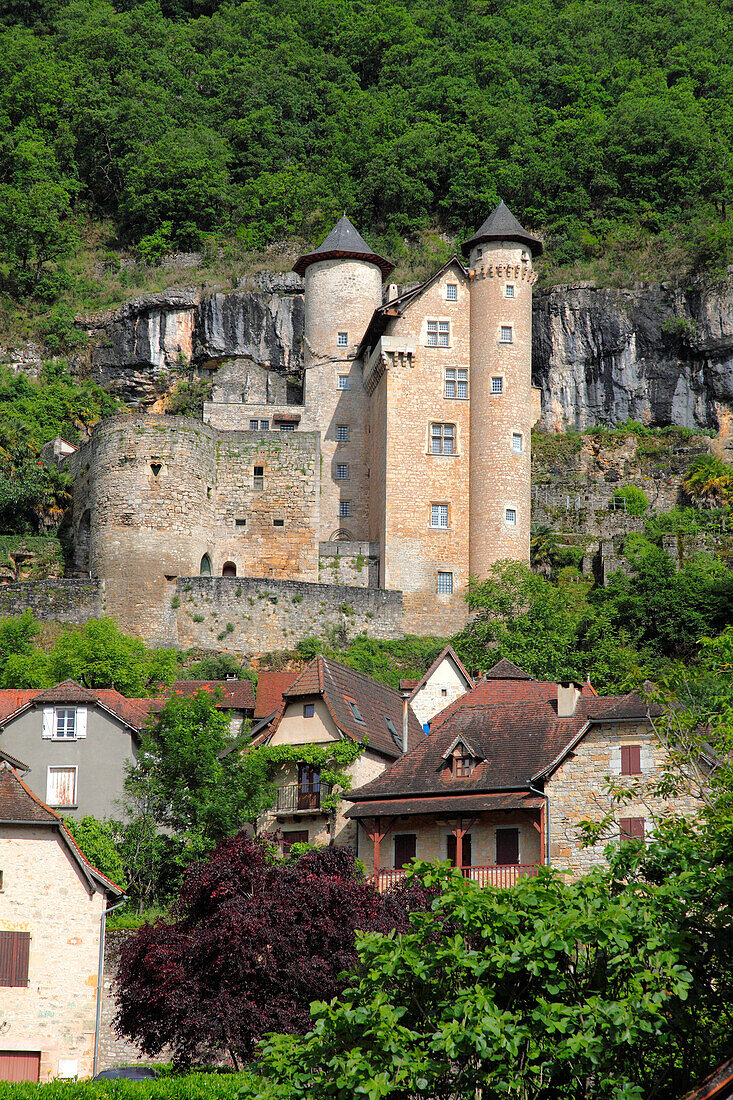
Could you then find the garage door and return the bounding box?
[0,1052,41,1082]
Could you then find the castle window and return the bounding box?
[505,508,517,526]
[200,554,212,576]
[476,247,483,258]
[445,284,458,301]
[150,462,162,477]
[427,320,450,347]
[337,332,348,347]
[430,423,455,455]
[437,571,453,594]
[491,376,504,394]
[260,420,269,430]
[337,375,349,390]
[336,425,349,441]
[339,500,351,517]
[500,325,513,343]
[445,369,468,400]
[505,284,515,298]
[336,464,349,480]
[250,420,259,431]
[273,518,285,527]
[279,423,295,432]
[253,466,264,491]
[430,504,449,529]
[303,703,315,718]
[222,561,237,578]
[512,432,523,453]
[235,518,247,527]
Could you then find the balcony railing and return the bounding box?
[369,864,540,892]
[275,783,332,814]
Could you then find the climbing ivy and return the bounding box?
[249,739,364,814]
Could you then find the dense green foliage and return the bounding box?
[63,814,127,887]
[5,0,733,306]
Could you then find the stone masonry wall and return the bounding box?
[546,720,700,878]
[97,930,165,1072]
[175,576,403,653]
[0,578,103,622]
[318,541,380,588]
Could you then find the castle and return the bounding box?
[68,202,542,647]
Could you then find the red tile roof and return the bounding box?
[254,671,300,718]
[0,690,36,723]
[346,791,545,818]
[682,1056,733,1100]
[0,681,150,733]
[348,660,657,802]
[274,656,423,758]
[162,680,255,710]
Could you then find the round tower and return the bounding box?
[463,202,542,579]
[294,217,393,541]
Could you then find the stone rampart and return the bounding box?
[318,541,379,588]
[175,576,403,652]
[0,578,103,621]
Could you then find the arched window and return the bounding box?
[199,554,212,576]
[222,561,236,578]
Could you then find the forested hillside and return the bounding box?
[4,0,733,320]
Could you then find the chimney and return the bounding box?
[557,681,581,718]
[401,690,411,753]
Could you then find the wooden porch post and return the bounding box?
[449,817,477,873]
[357,817,396,883]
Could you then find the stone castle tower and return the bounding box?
[68,201,542,648]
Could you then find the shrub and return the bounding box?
[611,484,649,515]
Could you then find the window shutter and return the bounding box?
[621,745,641,775]
[0,931,30,987]
[42,707,53,739]
[620,817,645,840]
[76,708,87,738]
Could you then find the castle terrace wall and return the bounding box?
[0,578,102,622]
[318,541,379,588]
[175,576,403,652]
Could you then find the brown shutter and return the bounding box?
[619,817,645,840]
[496,828,520,865]
[621,746,641,775]
[394,834,417,869]
[0,931,30,987]
[0,1052,41,1083]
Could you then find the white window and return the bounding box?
[337,375,349,390]
[47,766,77,808]
[337,332,348,347]
[505,508,517,526]
[279,423,295,432]
[253,466,264,491]
[512,432,523,453]
[437,571,453,594]
[427,320,438,346]
[336,425,349,441]
[339,500,351,517]
[427,320,450,347]
[43,706,86,740]
[431,504,449,529]
[505,284,515,298]
[260,420,270,430]
[55,708,76,738]
[491,376,504,394]
[336,464,349,480]
[430,423,455,455]
[500,325,513,343]
[445,284,457,301]
[445,369,468,400]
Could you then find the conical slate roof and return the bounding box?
[293,215,395,278]
[462,201,542,257]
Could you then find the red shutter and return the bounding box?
[0,931,30,987]
[619,817,645,840]
[621,746,641,775]
[0,1052,40,1083]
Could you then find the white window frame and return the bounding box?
[427,320,450,347]
[505,507,517,526]
[505,284,515,298]
[445,369,468,400]
[491,376,504,395]
[43,706,86,740]
[430,504,449,529]
[512,432,523,453]
[445,284,458,301]
[437,571,454,594]
[337,332,348,348]
[337,374,349,390]
[500,325,513,344]
[46,765,78,808]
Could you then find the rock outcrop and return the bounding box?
[532,282,733,438]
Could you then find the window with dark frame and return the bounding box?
[303,703,315,718]
[297,764,321,810]
[437,571,453,594]
[336,464,349,480]
[621,745,641,775]
[394,834,417,869]
[0,930,30,987]
[336,425,349,441]
[345,696,364,722]
[253,466,264,491]
[339,500,351,517]
[447,833,472,868]
[453,752,472,777]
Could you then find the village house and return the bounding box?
[345,658,695,887]
[0,762,123,1082]
[255,655,423,852]
[144,678,256,737]
[0,681,148,820]
[399,644,474,730]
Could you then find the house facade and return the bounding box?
[345,658,698,887]
[401,644,474,730]
[255,655,423,852]
[0,763,122,1082]
[0,681,147,820]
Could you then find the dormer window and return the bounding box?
[345,696,364,722]
[443,735,480,777]
[453,753,473,777]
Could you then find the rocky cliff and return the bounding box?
[69,273,733,431]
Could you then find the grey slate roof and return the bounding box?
[293,216,395,278]
[462,201,543,257]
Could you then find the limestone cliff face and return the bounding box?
[75,273,304,404]
[533,282,733,438]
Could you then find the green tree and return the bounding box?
[48,617,177,694]
[63,814,126,887]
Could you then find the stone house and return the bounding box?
[255,655,423,852]
[0,762,123,1082]
[66,202,543,647]
[400,644,474,730]
[0,681,148,820]
[345,658,695,887]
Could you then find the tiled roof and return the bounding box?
[277,656,423,758]
[346,792,545,818]
[462,200,543,257]
[681,1055,733,1100]
[293,216,394,279]
[162,680,255,710]
[357,257,467,357]
[482,657,534,681]
[0,763,123,896]
[0,681,150,733]
[255,671,300,718]
[0,690,36,723]
[32,680,98,704]
[348,668,657,802]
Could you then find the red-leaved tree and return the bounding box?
[114,834,429,1066]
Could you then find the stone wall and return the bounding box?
[318,541,379,588]
[0,578,102,621]
[175,576,403,653]
[97,930,165,1072]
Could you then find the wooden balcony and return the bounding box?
[369,863,540,892]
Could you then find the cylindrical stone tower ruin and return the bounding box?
[463,202,542,579]
[294,217,393,541]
